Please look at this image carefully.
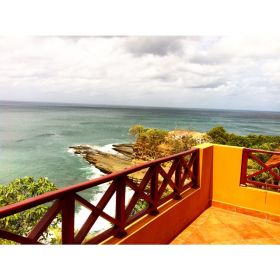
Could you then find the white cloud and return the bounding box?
[0,36,279,111]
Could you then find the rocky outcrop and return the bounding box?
[70,129,205,181]
[112,144,134,159]
[69,144,146,181]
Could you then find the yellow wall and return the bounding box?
[211,144,280,217]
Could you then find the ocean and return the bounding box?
[1,100,279,232]
[1,100,279,187]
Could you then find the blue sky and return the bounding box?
[0,36,279,111]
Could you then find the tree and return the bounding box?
[207,126,228,144]
[207,126,280,149]
[132,127,168,159]
[0,176,61,244]
[164,134,197,155]
[129,124,146,137]
[130,125,208,160]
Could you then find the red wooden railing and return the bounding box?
[0,148,199,244]
[240,148,280,189]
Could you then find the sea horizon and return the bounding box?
[1,99,279,113]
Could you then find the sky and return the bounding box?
[0,36,279,111]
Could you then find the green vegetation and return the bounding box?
[129,124,280,163]
[129,124,209,160]
[247,158,279,188]
[129,125,168,159]
[130,124,280,154]
[206,125,280,150]
[0,176,61,244]
[129,124,280,192]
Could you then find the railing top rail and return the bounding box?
[0,148,199,218]
[244,147,280,155]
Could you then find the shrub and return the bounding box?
[207,126,280,149]
[0,176,61,244]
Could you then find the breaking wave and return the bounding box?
[69,143,134,234]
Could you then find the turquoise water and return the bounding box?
[1,101,280,187]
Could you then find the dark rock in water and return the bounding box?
[70,145,93,155]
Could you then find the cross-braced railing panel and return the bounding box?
[0,148,199,244]
[240,148,280,190]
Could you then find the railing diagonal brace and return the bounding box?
[0,229,41,244]
[27,199,62,241]
[125,166,155,218]
[157,162,179,200]
[74,181,117,244]
[75,194,121,227]
[250,154,280,181]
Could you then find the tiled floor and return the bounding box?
[170,207,280,244]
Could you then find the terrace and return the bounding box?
[0,143,279,244]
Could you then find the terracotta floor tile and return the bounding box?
[266,219,280,226]
[190,214,210,226]
[210,240,246,245]
[198,224,242,243]
[170,207,280,245]
[197,208,211,217]
[273,237,280,243]
[200,216,226,227]
[230,223,273,240]
[215,212,249,225]
[170,237,186,245]
[175,224,198,238]
[178,226,200,238]
[175,228,208,244]
[255,222,280,239]
[242,238,280,245]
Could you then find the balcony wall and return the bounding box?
[104,143,280,244]
[212,144,280,220]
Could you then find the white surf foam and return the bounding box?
[68,143,120,157]
[90,143,120,155]
[80,165,105,180]
[69,143,135,235]
[67,147,75,155]
[74,184,135,234]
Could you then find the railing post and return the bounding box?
[192,150,199,189]
[174,159,182,200]
[149,165,159,216]
[240,148,249,186]
[61,194,75,244]
[114,176,127,238]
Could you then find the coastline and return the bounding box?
[69,143,147,181]
[69,130,207,180]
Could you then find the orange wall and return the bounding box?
[103,144,213,244]
[212,144,280,217]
